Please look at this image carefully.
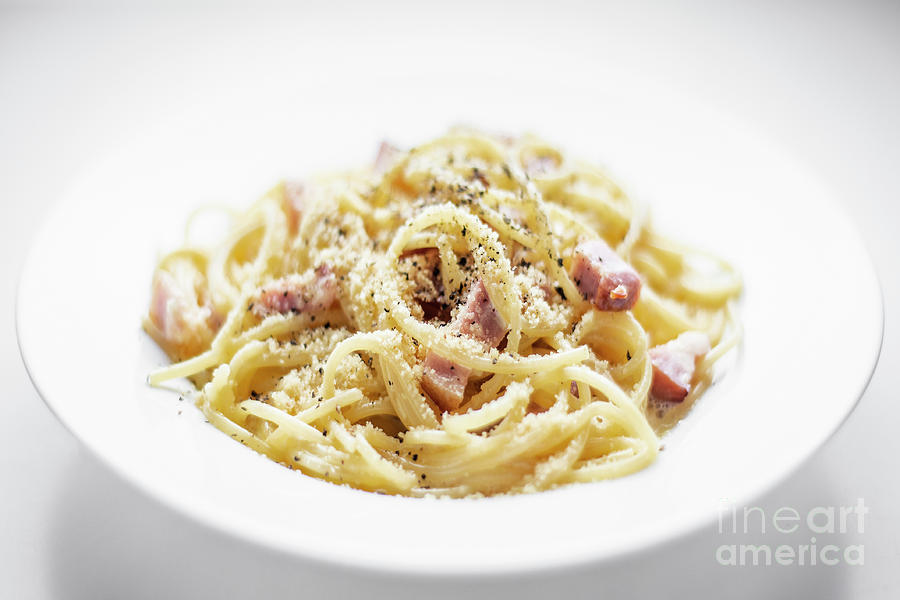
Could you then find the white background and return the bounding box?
[1,1,897,598]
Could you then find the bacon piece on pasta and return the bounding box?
[455,279,507,348]
[420,280,509,412]
[571,239,641,311]
[649,331,711,402]
[251,264,338,318]
[420,353,472,414]
[148,263,220,360]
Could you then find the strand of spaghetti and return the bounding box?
[239,399,323,443]
[539,335,594,404]
[385,204,523,353]
[677,271,743,306]
[320,331,438,428]
[240,308,347,344]
[532,162,631,223]
[401,402,608,482]
[634,241,741,306]
[250,200,288,284]
[342,396,398,423]
[475,177,583,307]
[148,283,259,384]
[632,286,701,341]
[565,442,653,483]
[198,401,272,455]
[401,428,470,447]
[458,373,514,413]
[645,230,742,284]
[334,186,375,219]
[699,302,743,371]
[375,343,439,428]
[528,373,632,428]
[206,213,264,308]
[329,423,417,490]
[569,310,650,384]
[443,381,532,434]
[560,365,659,451]
[158,248,208,272]
[582,435,642,459]
[388,302,589,373]
[629,249,669,287]
[517,429,589,492]
[201,363,237,420]
[505,161,585,308]
[617,197,647,259]
[147,307,343,385]
[488,382,532,435]
[469,197,583,309]
[294,388,366,425]
[545,203,598,241]
[435,234,464,297]
[413,132,506,164]
[290,449,344,478]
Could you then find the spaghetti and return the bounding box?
[144,130,741,497]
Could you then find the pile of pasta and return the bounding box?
[145,130,741,497]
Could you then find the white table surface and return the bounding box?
[2,1,898,598]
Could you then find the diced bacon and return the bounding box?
[455,280,508,348]
[283,180,306,235]
[148,263,219,359]
[251,264,337,318]
[649,331,711,402]
[571,239,641,311]
[374,141,403,175]
[420,353,472,412]
[420,279,509,411]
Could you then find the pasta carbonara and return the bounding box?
[144,130,741,497]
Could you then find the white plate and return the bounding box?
[17,74,882,575]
